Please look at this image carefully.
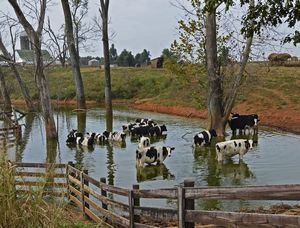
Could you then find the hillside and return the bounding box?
[3,63,300,133]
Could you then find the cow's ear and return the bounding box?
[171,147,175,151]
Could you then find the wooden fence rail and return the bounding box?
[12,162,300,228]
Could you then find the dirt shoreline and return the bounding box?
[12,99,300,134]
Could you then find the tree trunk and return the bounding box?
[205,10,227,136]
[61,0,86,109]
[0,66,12,112]
[0,38,35,111]
[8,0,57,139]
[100,0,113,132]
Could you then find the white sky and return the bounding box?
[0,0,299,58]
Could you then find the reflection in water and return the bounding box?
[106,144,115,185]
[130,134,167,144]
[136,163,175,183]
[230,132,259,145]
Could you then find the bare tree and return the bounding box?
[0,36,35,111]
[61,0,86,109]
[99,0,113,131]
[8,0,57,139]
[44,17,67,67]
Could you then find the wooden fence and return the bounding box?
[13,162,300,228]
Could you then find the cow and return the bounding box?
[215,139,254,162]
[137,136,151,151]
[228,113,260,135]
[102,130,126,142]
[193,129,217,147]
[76,132,96,146]
[136,146,175,167]
[149,125,167,136]
[95,133,107,143]
[131,125,151,136]
[66,129,83,144]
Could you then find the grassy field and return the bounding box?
[3,63,300,112]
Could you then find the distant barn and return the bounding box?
[88,59,100,66]
[150,57,164,68]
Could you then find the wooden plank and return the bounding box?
[84,184,129,211]
[134,206,178,221]
[98,182,130,197]
[16,189,67,197]
[84,196,130,227]
[14,162,66,168]
[70,194,83,209]
[177,187,184,228]
[15,171,66,178]
[69,185,82,198]
[68,175,81,187]
[129,190,134,228]
[85,207,102,223]
[82,172,100,187]
[184,184,300,200]
[15,181,67,188]
[185,210,300,227]
[68,165,81,175]
[133,188,177,199]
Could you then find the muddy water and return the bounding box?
[7,107,300,210]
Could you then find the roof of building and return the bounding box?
[16,49,52,62]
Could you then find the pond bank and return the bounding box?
[12,98,300,134]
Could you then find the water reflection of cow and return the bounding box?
[230,133,258,145]
[136,163,175,183]
[216,159,255,185]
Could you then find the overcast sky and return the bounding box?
[0,0,299,58]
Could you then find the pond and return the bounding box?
[3,106,300,210]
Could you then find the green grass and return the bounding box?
[3,63,300,111]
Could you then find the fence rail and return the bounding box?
[12,162,300,228]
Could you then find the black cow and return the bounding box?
[131,125,151,136]
[193,129,217,147]
[228,113,260,135]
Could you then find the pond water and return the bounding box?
[3,106,300,210]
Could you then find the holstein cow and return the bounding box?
[136,146,175,167]
[137,136,151,151]
[228,113,260,135]
[149,125,167,136]
[66,129,83,144]
[76,132,96,146]
[102,130,126,142]
[193,129,217,147]
[215,139,254,162]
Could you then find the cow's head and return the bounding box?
[163,146,175,158]
[120,132,126,140]
[140,136,150,147]
[161,125,167,132]
[102,131,110,138]
[245,140,254,150]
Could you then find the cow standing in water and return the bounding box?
[193,129,217,147]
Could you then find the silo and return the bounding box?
[20,31,31,50]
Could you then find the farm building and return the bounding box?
[88,59,100,66]
[150,57,164,68]
[15,49,52,65]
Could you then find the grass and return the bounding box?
[2,62,300,112]
[0,155,97,228]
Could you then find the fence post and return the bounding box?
[178,186,185,228]
[67,161,74,200]
[83,169,89,210]
[100,177,107,210]
[129,190,134,228]
[184,179,195,228]
[133,184,140,223]
[80,171,85,216]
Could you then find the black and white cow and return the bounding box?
[102,130,126,142]
[136,146,175,167]
[76,132,96,146]
[137,136,151,151]
[66,129,83,144]
[131,125,152,136]
[215,139,254,161]
[94,132,107,143]
[193,129,217,147]
[149,125,167,136]
[228,113,260,134]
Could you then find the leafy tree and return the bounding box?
[117,49,135,67]
[174,0,299,135]
[161,48,179,62]
[109,43,118,64]
[139,49,151,64]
